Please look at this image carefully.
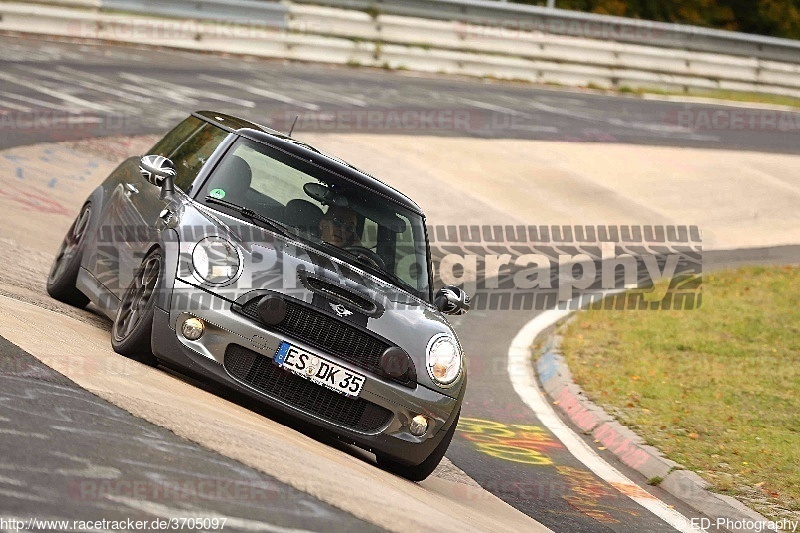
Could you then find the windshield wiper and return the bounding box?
[312,238,418,294]
[205,196,293,237]
[372,267,418,295]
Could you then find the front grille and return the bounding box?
[235,296,416,386]
[224,344,393,433]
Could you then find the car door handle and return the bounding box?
[124,183,139,195]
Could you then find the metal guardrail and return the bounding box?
[4,1,800,97]
[102,0,287,27]
[41,0,102,7]
[291,0,800,63]
[286,5,800,97]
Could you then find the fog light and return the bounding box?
[409,415,429,436]
[181,317,205,341]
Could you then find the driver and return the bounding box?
[319,205,362,248]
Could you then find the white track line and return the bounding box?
[120,73,256,108]
[0,72,114,113]
[268,75,368,107]
[508,310,702,532]
[106,497,314,533]
[198,75,321,111]
[2,92,72,111]
[118,73,200,105]
[456,96,535,118]
[17,66,152,104]
[0,100,32,113]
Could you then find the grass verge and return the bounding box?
[561,265,800,521]
[622,86,800,109]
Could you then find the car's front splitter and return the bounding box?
[151,301,461,466]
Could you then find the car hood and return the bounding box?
[174,201,465,398]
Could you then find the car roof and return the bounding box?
[192,111,424,215]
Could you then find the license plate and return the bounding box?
[274,341,366,398]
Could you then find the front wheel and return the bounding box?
[377,410,460,482]
[111,250,162,366]
[47,203,92,307]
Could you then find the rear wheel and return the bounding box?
[377,410,460,482]
[111,250,161,366]
[47,203,92,307]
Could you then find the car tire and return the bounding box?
[111,249,162,367]
[377,410,460,482]
[46,203,92,308]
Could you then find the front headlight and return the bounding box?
[192,237,241,285]
[426,333,462,386]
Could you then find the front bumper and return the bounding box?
[151,282,461,465]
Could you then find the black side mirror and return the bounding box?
[434,285,471,315]
[140,155,177,199]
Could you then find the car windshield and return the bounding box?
[197,137,431,300]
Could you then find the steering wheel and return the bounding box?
[344,246,386,272]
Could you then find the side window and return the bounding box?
[147,117,228,192]
[361,218,379,250]
[238,143,308,205]
[393,219,423,287]
[169,124,229,191]
[148,116,204,157]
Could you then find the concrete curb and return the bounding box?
[531,315,772,533]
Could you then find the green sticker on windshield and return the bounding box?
[210,188,226,199]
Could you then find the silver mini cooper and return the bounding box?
[47,111,470,481]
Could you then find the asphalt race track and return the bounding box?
[1,34,799,154]
[2,33,799,532]
[0,337,380,532]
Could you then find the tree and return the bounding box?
[750,0,800,38]
[510,0,800,39]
